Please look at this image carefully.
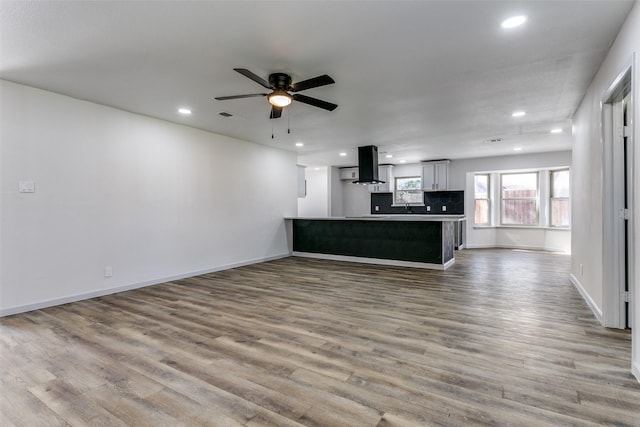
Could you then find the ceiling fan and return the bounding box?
[215,68,338,119]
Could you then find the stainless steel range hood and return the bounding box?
[353,145,385,185]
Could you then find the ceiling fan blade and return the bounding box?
[234,68,272,89]
[215,93,267,100]
[290,74,335,92]
[270,106,283,119]
[293,94,338,111]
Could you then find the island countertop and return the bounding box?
[285,216,462,269]
[286,215,465,221]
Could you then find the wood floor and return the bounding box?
[1,249,638,426]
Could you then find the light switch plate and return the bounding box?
[19,181,35,193]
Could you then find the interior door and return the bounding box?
[603,76,633,330]
[622,93,632,329]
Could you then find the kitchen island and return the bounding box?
[285,215,465,270]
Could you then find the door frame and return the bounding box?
[601,57,635,329]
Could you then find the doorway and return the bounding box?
[602,64,634,330]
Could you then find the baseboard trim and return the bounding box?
[632,361,640,384]
[569,273,604,325]
[465,244,569,254]
[496,244,569,254]
[0,253,290,317]
[292,251,454,270]
[465,244,550,251]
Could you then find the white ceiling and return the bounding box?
[1,1,634,167]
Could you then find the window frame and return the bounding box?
[473,173,491,226]
[500,171,539,226]
[393,176,423,206]
[549,168,571,228]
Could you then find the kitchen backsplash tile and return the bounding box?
[371,191,464,215]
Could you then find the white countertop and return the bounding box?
[287,215,466,222]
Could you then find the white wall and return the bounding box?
[0,80,297,315]
[341,181,370,217]
[329,166,343,217]
[571,1,640,381]
[388,163,422,181]
[298,166,329,217]
[449,151,572,189]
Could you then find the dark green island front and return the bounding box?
[286,216,463,270]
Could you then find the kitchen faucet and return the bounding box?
[405,203,413,214]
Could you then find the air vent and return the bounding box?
[219,112,233,118]
[483,138,503,144]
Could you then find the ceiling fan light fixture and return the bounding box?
[268,91,292,107]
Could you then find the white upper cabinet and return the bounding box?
[339,167,359,180]
[422,160,450,191]
[368,165,394,193]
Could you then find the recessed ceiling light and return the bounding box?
[514,147,523,151]
[386,154,393,158]
[178,108,192,115]
[339,152,347,157]
[295,142,304,147]
[399,160,406,163]
[501,15,527,29]
[512,111,526,117]
[550,128,563,134]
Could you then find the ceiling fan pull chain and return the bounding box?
[288,109,291,134]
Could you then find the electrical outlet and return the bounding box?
[104,266,113,278]
[375,205,379,211]
[442,206,447,212]
[426,206,431,211]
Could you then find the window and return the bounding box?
[474,174,490,225]
[501,172,538,225]
[472,168,570,228]
[394,176,422,204]
[550,169,570,227]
